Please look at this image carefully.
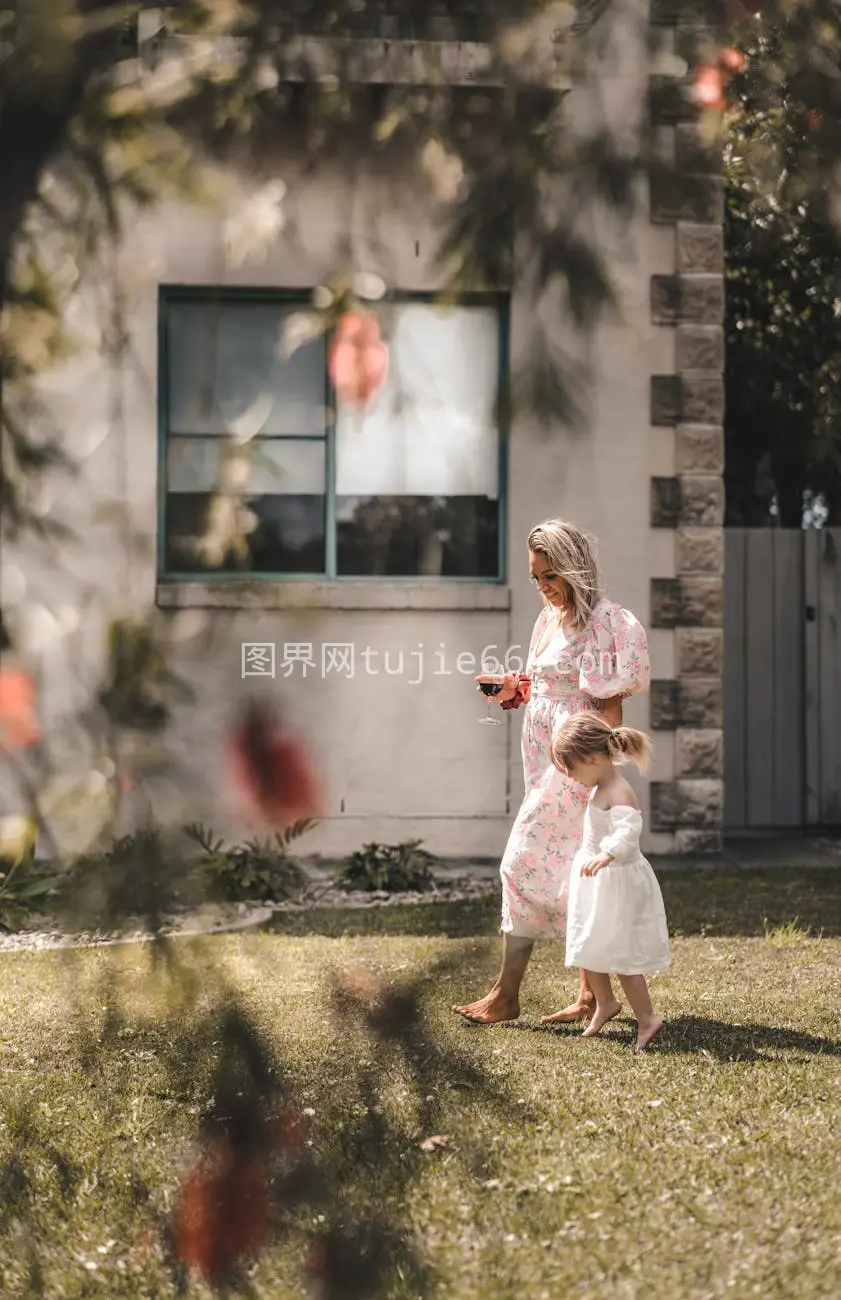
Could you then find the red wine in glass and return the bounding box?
[478,679,503,726]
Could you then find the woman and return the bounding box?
[453,519,651,1025]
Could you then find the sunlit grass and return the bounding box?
[0,869,839,1298]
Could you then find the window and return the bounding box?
[158,289,506,581]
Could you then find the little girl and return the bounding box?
[551,713,670,1051]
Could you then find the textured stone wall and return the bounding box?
[647,3,725,853]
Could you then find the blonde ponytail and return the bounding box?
[552,712,652,775]
[606,725,651,774]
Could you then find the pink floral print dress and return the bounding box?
[499,597,651,940]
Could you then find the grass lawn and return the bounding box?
[0,868,839,1298]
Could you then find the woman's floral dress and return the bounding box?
[500,597,651,939]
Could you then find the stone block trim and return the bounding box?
[675,123,722,175]
[675,628,723,677]
[650,476,724,529]
[677,527,724,575]
[677,324,723,371]
[650,779,724,831]
[677,475,725,527]
[651,374,725,425]
[675,828,723,854]
[650,577,723,628]
[651,477,681,528]
[650,279,724,328]
[675,728,724,779]
[677,223,724,275]
[676,424,724,474]
[650,677,722,730]
[647,2,724,855]
[650,0,708,24]
[650,172,724,225]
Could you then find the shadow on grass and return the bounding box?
[260,869,841,940]
[646,1015,841,1064]
[533,1013,841,1062]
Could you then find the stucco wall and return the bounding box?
[4,3,716,861]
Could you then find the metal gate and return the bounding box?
[723,528,841,829]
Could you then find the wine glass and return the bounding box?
[477,672,504,726]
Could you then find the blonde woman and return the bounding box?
[453,520,651,1025]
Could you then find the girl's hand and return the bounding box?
[580,853,614,878]
[475,672,519,703]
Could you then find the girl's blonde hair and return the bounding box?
[551,712,652,775]
[527,519,602,632]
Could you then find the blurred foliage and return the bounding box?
[60,824,193,932]
[336,839,440,894]
[0,817,62,931]
[0,0,653,545]
[722,4,841,525]
[6,4,841,1289]
[97,616,194,735]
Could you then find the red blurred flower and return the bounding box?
[0,669,39,750]
[693,65,726,110]
[806,108,824,132]
[720,47,746,73]
[177,1137,270,1284]
[229,701,323,827]
[329,310,389,409]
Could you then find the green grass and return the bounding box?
[0,868,839,1298]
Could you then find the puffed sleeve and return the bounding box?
[578,599,651,699]
[599,807,643,863]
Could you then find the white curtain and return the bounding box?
[335,303,500,498]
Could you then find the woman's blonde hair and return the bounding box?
[527,519,602,632]
[551,712,652,775]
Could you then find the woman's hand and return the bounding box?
[580,853,614,877]
[475,672,519,703]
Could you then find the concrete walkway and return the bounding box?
[304,834,841,885]
[650,835,841,872]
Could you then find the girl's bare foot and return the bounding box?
[581,998,622,1037]
[452,989,520,1024]
[635,1015,664,1052]
[539,997,596,1026]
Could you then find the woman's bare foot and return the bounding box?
[581,999,622,1037]
[452,989,520,1024]
[635,1015,664,1052]
[539,997,596,1026]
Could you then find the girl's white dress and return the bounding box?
[565,803,670,976]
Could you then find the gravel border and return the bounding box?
[0,872,499,953]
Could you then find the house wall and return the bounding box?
[4,2,725,861]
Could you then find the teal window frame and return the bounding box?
[157,285,509,584]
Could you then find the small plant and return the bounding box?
[335,841,439,895]
[0,816,62,931]
[763,917,812,947]
[184,821,312,904]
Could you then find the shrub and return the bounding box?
[184,821,312,904]
[334,841,438,895]
[0,835,62,932]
